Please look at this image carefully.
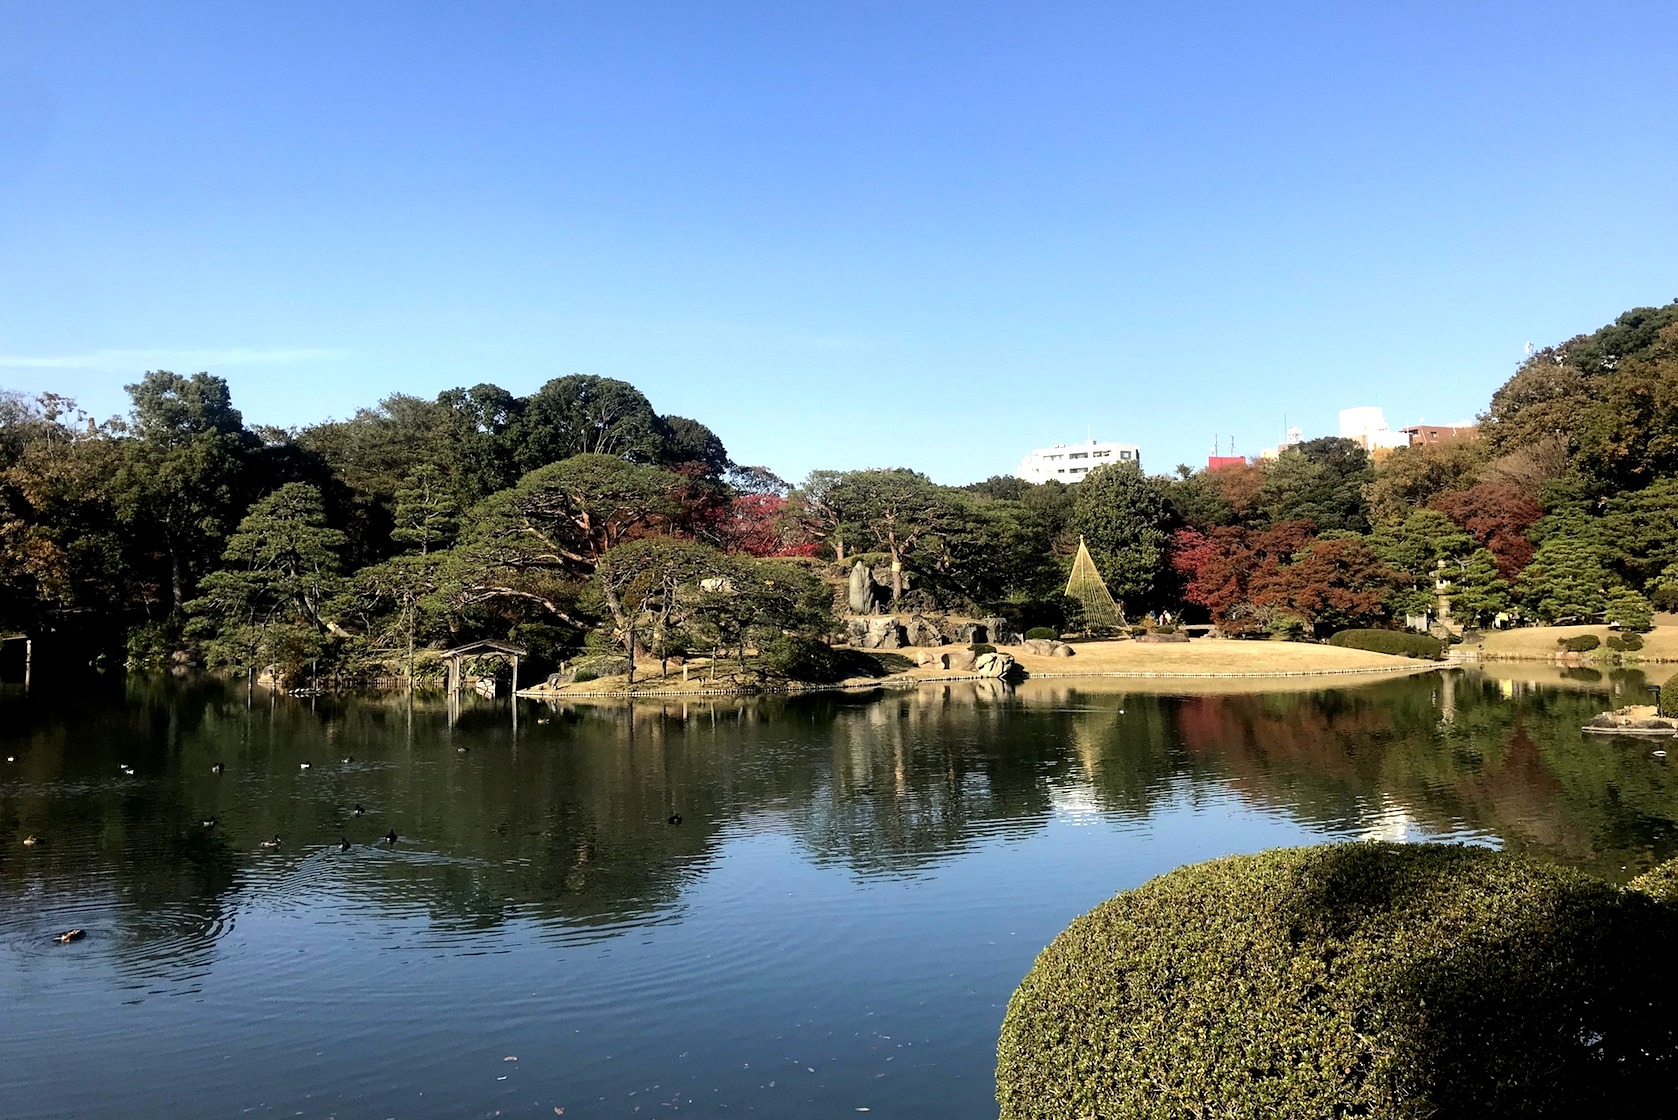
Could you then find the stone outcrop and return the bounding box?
[1585,705,1678,734]
[847,562,885,615]
[948,649,977,671]
[903,615,948,647]
[848,615,905,649]
[980,616,1018,645]
[973,651,1020,679]
[1136,632,1191,644]
[1023,638,1075,657]
[916,651,949,669]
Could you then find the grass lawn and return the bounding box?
[1467,615,1678,661]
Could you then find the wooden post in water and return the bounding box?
[511,654,520,733]
[22,638,30,692]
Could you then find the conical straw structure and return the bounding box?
[1065,536,1123,629]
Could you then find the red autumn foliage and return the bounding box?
[1173,521,1395,634]
[1430,483,1541,579]
[714,493,820,558]
[1249,537,1398,633]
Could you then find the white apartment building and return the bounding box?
[1339,407,1409,452]
[1016,439,1141,483]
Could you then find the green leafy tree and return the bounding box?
[1445,548,1514,628]
[330,552,450,687]
[186,482,345,686]
[1517,535,1609,623]
[596,537,724,683]
[828,469,967,603]
[113,372,256,612]
[1259,437,1373,532]
[1603,587,1654,633]
[657,415,731,479]
[434,383,522,503]
[1594,476,1678,589]
[391,462,461,555]
[448,454,681,627]
[1069,461,1171,614]
[509,375,664,472]
[1371,509,1473,617]
[683,556,832,674]
[788,469,857,562]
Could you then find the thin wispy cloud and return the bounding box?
[0,347,346,370]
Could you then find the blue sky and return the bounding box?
[3,2,1675,484]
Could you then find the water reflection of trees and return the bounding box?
[1161,671,1678,879]
[5,671,1678,976]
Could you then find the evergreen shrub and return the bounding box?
[1327,629,1443,659]
[1661,672,1678,718]
[1558,634,1601,653]
[997,843,1678,1120]
[1607,632,1645,653]
[1024,627,1058,641]
[761,636,849,683]
[969,643,996,655]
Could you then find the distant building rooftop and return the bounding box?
[1402,423,1479,446]
[1016,438,1141,483]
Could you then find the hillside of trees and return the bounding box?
[2,299,1674,684]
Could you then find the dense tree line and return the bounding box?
[2,298,1674,682]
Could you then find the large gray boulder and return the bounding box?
[904,615,948,647]
[847,562,884,615]
[948,649,978,671]
[916,651,949,669]
[1024,638,1076,657]
[981,616,1018,645]
[973,651,1020,679]
[848,615,905,649]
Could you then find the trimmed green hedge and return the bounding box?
[1558,633,1602,653]
[1326,628,1444,659]
[1024,627,1057,641]
[997,843,1678,1119]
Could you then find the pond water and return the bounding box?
[3,668,1676,1119]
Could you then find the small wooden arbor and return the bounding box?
[442,639,528,698]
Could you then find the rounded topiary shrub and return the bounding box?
[997,843,1677,1119]
[1661,672,1678,718]
[1558,633,1602,653]
[1024,627,1058,641]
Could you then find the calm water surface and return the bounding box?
[3,668,1677,1118]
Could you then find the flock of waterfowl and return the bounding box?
[13,744,686,947]
[14,755,407,945]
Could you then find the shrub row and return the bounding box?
[1608,632,1644,652]
[1326,628,1444,659]
[1557,633,1602,652]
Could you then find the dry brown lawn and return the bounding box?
[1468,616,1678,661]
[912,637,1430,680]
